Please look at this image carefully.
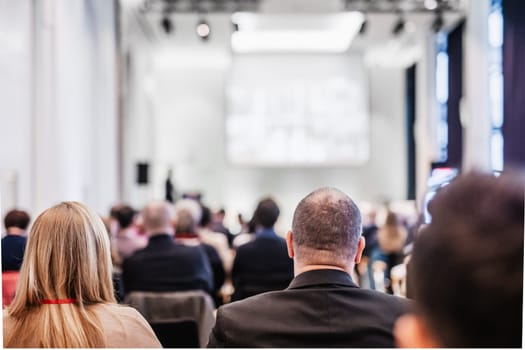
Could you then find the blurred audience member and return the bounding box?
[122,201,213,297]
[208,188,409,347]
[231,197,293,301]
[101,217,124,303]
[199,205,233,274]
[376,210,408,293]
[211,208,234,247]
[356,207,379,288]
[3,202,160,348]
[232,212,257,249]
[174,200,225,306]
[2,209,30,271]
[110,204,146,262]
[395,172,524,348]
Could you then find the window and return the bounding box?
[488,0,504,171]
[435,32,449,163]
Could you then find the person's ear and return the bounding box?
[394,314,440,348]
[354,236,365,264]
[286,231,294,259]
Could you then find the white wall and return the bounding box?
[123,14,407,232]
[0,0,33,216]
[0,0,119,218]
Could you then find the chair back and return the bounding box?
[150,319,200,348]
[125,290,215,347]
[2,271,20,308]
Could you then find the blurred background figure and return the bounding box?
[375,209,408,294]
[174,199,225,306]
[165,168,175,203]
[110,204,147,263]
[231,197,293,301]
[198,204,233,276]
[2,209,30,272]
[211,209,234,248]
[122,200,213,298]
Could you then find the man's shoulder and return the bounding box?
[352,287,412,311]
[219,289,283,314]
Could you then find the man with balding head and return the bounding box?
[122,201,213,297]
[208,188,409,348]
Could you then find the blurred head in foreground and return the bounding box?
[395,171,524,348]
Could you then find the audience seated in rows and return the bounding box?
[3,202,160,348]
[122,200,213,298]
[208,188,409,347]
[395,172,524,348]
[231,197,294,302]
[174,199,226,306]
[2,209,30,272]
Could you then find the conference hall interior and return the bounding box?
[1,0,524,348]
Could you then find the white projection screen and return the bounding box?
[226,54,370,166]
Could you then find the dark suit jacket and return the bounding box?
[231,229,293,301]
[208,269,410,348]
[1,235,27,271]
[122,234,213,296]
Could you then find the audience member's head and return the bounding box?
[6,201,115,347]
[395,171,524,348]
[175,209,197,233]
[174,198,202,225]
[199,205,212,228]
[254,197,280,229]
[110,204,136,230]
[288,187,363,274]
[141,201,174,236]
[4,209,30,234]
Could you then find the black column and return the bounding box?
[502,0,525,167]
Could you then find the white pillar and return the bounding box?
[462,0,491,172]
[414,30,439,208]
[32,0,119,215]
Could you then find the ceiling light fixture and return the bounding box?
[230,12,365,53]
[196,18,211,41]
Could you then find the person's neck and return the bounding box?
[294,263,353,277]
[148,229,173,238]
[7,227,25,236]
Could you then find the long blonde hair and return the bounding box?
[5,202,116,348]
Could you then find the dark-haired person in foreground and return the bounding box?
[395,172,524,348]
[208,188,409,347]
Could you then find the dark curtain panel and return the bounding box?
[446,21,465,168]
[406,65,416,200]
[503,0,525,167]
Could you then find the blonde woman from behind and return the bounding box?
[3,202,161,348]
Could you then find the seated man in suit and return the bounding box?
[2,209,30,271]
[231,197,293,301]
[122,201,213,297]
[395,172,524,348]
[208,187,409,347]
